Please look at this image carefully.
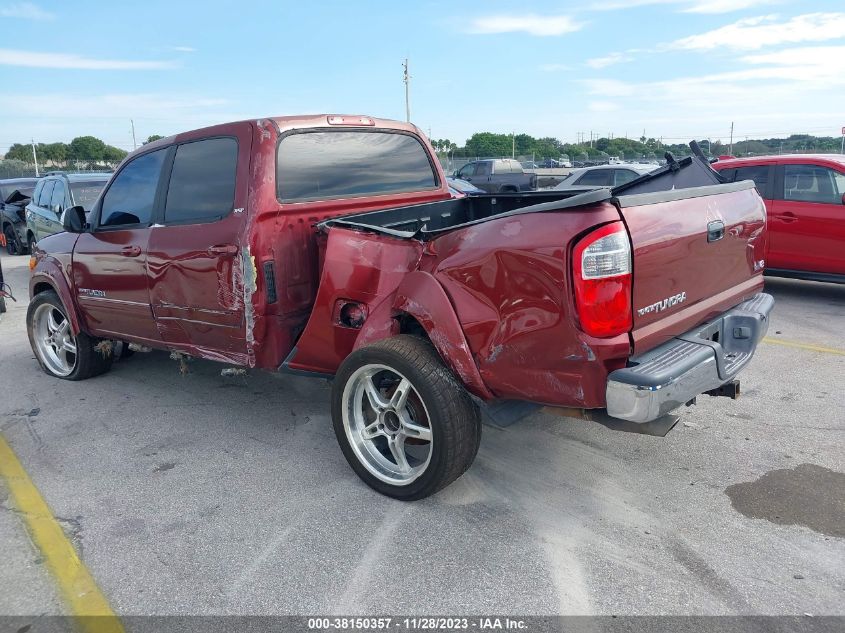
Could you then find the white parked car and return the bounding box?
[554,164,655,189]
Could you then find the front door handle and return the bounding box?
[121,245,142,257]
[781,211,798,223]
[207,244,238,257]
[707,220,725,243]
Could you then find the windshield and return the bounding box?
[71,181,107,210]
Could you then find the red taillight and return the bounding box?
[572,222,632,338]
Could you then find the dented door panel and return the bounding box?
[146,122,254,363]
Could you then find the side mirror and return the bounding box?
[62,206,86,233]
[52,204,63,216]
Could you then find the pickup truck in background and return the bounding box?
[28,115,772,500]
[453,158,537,193]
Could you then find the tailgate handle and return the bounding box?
[707,220,725,243]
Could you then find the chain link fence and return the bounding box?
[0,159,120,179]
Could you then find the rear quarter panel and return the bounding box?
[426,203,630,408]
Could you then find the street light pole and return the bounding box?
[30,139,39,177]
[403,58,411,123]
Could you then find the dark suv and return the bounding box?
[1,177,39,255]
[25,172,108,248]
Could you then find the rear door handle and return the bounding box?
[781,211,798,223]
[707,220,725,243]
[207,244,238,257]
[121,245,142,257]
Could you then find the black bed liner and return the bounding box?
[320,142,732,240]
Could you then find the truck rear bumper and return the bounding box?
[606,293,774,423]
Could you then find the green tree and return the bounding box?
[68,136,107,161]
[4,143,32,162]
[41,142,69,162]
[144,134,165,144]
[102,145,128,161]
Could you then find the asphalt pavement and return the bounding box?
[0,250,843,618]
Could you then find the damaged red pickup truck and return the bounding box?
[28,115,773,499]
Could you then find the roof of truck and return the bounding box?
[137,115,423,159]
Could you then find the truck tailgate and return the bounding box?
[617,181,766,354]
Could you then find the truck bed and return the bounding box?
[322,151,728,238]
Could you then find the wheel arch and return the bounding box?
[388,271,493,400]
[29,272,84,335]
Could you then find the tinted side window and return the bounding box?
[783,164,842,204]
[733,166,770,197]
[614,170,640,186]
[575,169,613,186]
[277,131,437,202]
[165,138,237,223]
[457,164,474,179]
[100,149,166,227]
[30,181,44,206]
[38,180,55,207]
[475,162,491,176]
[50,181,66,211]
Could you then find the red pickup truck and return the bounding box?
[27,115,773,499]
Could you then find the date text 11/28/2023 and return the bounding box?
[307,617,528,630]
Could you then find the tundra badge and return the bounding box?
[638,292,686,316]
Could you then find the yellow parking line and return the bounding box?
[0,436,124,633]
[763,337,845,356]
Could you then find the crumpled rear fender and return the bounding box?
[390,271,493,400]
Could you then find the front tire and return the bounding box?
[332,335,481,500]
[27,291,113,380]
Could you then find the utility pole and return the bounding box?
[31,139,39,176]
[131,119,137,150]
[729,121,734,155]
[402,58,411,123]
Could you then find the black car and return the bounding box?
[1,177,38,255]
[25,172,108,247]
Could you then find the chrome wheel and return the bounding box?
[32,303,77,377]
[341,364,433,486]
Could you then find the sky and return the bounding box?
[0,0,844,154]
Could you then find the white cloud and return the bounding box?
[582,79,636,97]
[587,52,635,69]
[539,63,572,72]
[169,46,196,53]
[588,101,620,112]
[682,0,777,14]
[670,12,845,51]
[586,0,777,13]
[0,2,54,20]
[466,14,584,36]
[0,49,175,70]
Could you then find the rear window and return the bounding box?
[71,181,107,211]
[575,169,613,186]
[277,131,437,202]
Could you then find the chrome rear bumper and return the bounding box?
[606,293,774,423]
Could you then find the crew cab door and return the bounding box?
[146,127,252,357]
[769,163,845,275]
[72,148,169,342]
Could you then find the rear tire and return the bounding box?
[27,291,113,380]
[331,335,481,500]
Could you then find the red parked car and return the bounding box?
[27,116,772,499]
[713,154,845,283]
